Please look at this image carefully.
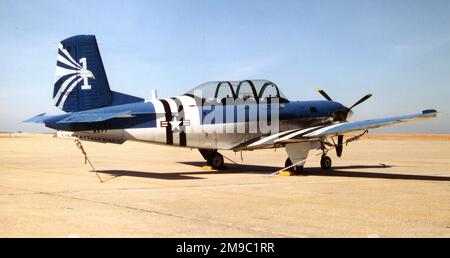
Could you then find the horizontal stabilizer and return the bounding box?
[55,109,155,124]
[23,113,48,123]
[56,111,133,123]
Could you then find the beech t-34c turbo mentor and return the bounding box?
[25,35,438,174]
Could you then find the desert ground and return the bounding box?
[0,133,449,237]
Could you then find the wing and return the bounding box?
[277,109,437,143]
[243,109,437,149]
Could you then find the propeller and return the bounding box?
[349,93,373,110]
[316,88,372,157]
[317,88,333,101]
[316,88,372,122]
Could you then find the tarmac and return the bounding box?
[0,133,449,237]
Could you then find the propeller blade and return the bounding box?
[317,88,333,101]
[349,93,372,110]
[336,135,344,157]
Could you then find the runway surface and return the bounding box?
[1,133,449,237]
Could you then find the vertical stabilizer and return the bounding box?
[53,35,111,112]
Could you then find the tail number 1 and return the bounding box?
[79,58,93,90]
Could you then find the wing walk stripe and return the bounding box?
[248,129,298,147]
[303,124,343,137]
[275,125,330,143]
[232,137,268,150]
[159,99,173,145]
[273,129,300,139]
[296,125,330,137]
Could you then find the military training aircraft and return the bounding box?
[25,35,438,174]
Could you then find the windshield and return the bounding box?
[184,80,289,103]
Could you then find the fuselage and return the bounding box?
[47,96,346,150]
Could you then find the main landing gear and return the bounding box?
[284,157,304,175]
[284,155,331,174]
[198,149,224,169]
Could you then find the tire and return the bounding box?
[208,153,224,169]
[320,155,332,170]
[285,158,304,175]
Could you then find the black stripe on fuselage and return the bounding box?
[159,99,173,145]
[172,97,187,146]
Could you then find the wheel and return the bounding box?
[208,153,224,169]
[285,158,304,175]
[320,155,332,170]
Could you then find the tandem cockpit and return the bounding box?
[184,80,290,105]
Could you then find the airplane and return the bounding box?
[25,35,438,174]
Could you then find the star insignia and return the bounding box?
[169,116,182,132]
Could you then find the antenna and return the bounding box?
[151,89,158,100]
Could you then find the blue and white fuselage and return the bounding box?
[44,96,346,150]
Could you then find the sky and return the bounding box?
[0,0,449,133]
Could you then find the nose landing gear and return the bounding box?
[320,155,332,170]
[319,140,333,170]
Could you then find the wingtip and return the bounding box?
[422,109,437,115]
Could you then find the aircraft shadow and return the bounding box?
[306,168,450,182]
[94,162,450,182]
[94,170,204,180]
[181,162,450,182]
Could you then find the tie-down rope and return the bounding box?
[74,139,104,183]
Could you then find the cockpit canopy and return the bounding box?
[184,80,289,104]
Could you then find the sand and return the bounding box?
[0,133,449,237]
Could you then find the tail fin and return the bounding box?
[53,35,143,112]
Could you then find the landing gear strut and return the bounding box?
[285,158,304,175]
[199,149,224,169]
